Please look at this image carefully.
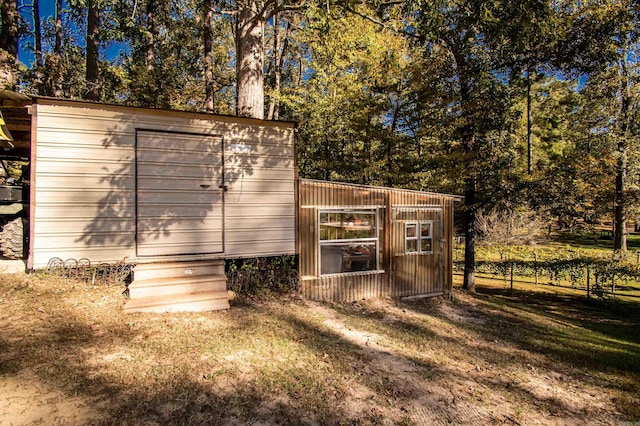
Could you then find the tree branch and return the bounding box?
[340,4,422,40]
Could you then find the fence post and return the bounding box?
[510,262,514,293]
[612,275,615,294]
[534,252,538,286]
[586,267,590,299]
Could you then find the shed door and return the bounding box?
[136,131,224,257]
[391,207,444,297]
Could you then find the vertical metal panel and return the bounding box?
[136,131,224,257]
[27,102,37,270]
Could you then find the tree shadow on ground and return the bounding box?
[396,288,640,419]
[3,276,637,424]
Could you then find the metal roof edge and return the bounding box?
[299,178,464,201]
[0,90,297,128]
[0,90,32,103]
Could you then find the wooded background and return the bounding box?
[1,0,638,291]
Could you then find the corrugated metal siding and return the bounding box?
[391,207,444,297]
[31,100,296,268]
[299,179,456,302]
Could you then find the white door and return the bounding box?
[136,131,224,257]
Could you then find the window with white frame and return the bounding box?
[404,221,433,254]
[318,209,380,275]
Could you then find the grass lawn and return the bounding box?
[1,272,639,425]
[554,231,640,253]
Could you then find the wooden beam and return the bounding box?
[6,123,30,131]
[1,100,30,108]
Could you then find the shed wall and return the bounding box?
[298,179,455,302]
[31,100,296,268]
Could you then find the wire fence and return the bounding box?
[453,245,640,299]
[44,257,133,286]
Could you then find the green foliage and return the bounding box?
[227,255,298,295]
[454,243,640,297]
[283,8,414,186]
[8,0,640,243]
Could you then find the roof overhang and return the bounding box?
[0,91,32,159]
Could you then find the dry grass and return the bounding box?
[1,272,639,425]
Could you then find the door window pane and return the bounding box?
[421,222,432,237]
[405,224,417,238]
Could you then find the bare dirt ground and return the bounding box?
[1,273,638,425]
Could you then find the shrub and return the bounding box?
[226,255,298,295]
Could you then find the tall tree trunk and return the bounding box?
[236,0,264,119]
[32,0,44,93]
[203,0,214,113]
[33,0,43,68]
[614,149,627,251]
[526,68,533,175]
[385,99,401,187]
[614,42,630,251]
[463,175,477,293]
[144,0,157,107]
[146,0,155,74]
[0,0,19,89]
[85,0,100,101]
[267,12,280,120]
[453,50,476,293]
[53,0,63,97]
[267,14,290,120]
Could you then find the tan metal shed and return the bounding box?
[27,97,296,267]
[298,179,460,302]
[0,92,297,311]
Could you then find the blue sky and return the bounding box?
[19,1,128,67]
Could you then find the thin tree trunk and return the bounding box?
[203,0,214,113]
[55,0,62,55]
[385,99,401,187]
[33,0,43,68]
[463,175,477,292]
[52,0,63,97]
[614,40,630,252]
[453,50,476,293]
[267,14,290,120]
[526,68,533,175]
[614,149,628,251]
[85,0,100,101]
[267,12,280,120]
[146,0,155,73]
[0,0,19,89]
[236,0,264,119]
[144,0,158,106]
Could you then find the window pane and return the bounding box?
[320,211,375,240]
[421,223,432,237]
[421,238,432,253]
[406,239,418,253]
[320,243,377,274]
[343,212,376,239]
[405,224,417,238]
